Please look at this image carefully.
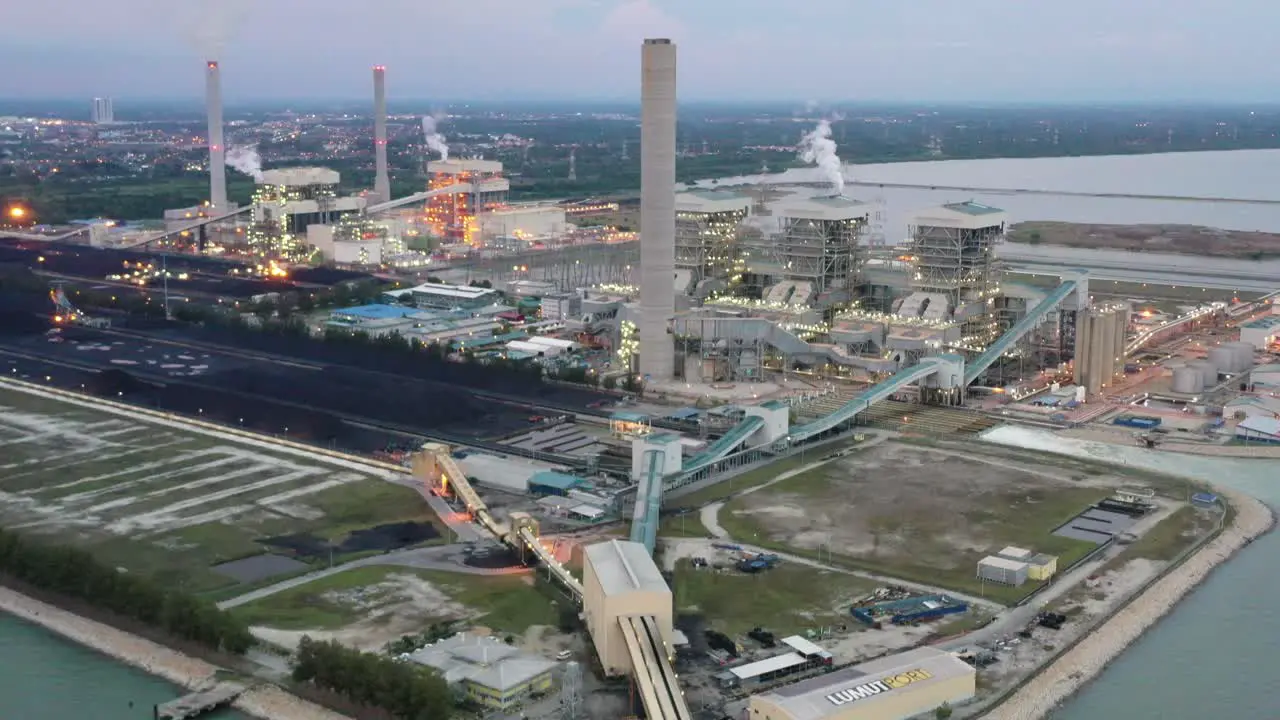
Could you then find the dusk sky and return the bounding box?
[2,0,1275,103]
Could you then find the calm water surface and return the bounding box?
[0,612,248,719]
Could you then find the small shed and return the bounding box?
[977,556,1028,586]
[528,471,585,497]
[1191,492,1220,509]
[1024,554,1059,581]
[568,505,606,522]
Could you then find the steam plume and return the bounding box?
[226,145,263,182]
[798,119,844,197]
[185,0,252,60]
[421,116,450,161]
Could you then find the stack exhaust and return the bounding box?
[205,61,228,211]
[372,65,391,204]
[638,39,677,381]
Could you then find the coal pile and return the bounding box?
[290,267,371,286]
[263,521,440,559]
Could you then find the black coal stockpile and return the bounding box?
[290,267,369,286]
[171,323,609,406]
[0,292,50,337]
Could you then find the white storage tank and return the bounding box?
[1207,347,1235,374]
[1188,359,1218,386]
[1171,367,1204,394]
[1225,341,1256,372]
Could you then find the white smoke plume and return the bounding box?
[225,145,263,182]
[798,119,844,197]
[182,0,253,60]
[421,116,450,161]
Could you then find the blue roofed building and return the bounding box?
[528,471,586,497]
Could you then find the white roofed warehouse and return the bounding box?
[747,647,975,720]
[582,539,674,677]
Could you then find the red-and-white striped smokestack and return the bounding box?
[205,60,228,211]
[373,65,390,203]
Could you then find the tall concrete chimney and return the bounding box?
[638,38,677,381]
[205,61,228,211]
[373,65,391,204]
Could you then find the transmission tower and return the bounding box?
[568,147,577,181]
[560,661,583,720]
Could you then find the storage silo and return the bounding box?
[1188,359,1218,386]
[1207,347,1235,374]
[1171,366,1204,394]
[1225,341,1256,372]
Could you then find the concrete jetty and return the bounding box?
[155,682,246,720]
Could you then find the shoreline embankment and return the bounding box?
[0,585,350,720]
[982,487,1274,720]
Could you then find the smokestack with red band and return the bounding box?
[373,65,391,203]
[206,61,228,211]
[638,38,677,380]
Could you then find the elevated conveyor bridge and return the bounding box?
[964,278,1081,385]
[787,358,950,443]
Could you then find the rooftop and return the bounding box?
[943,200,1004,216]
[753,647,974,720]
[331,303,416,321]
[676,189,753,214]
[407,633,556,691]
[775,195,870,221]
[1238,415,1280,437]
[410,283,499,300]
[585,539,670,597]
[529,471,585,491]
[1241,316,1280,330]
[979,556,1028,571]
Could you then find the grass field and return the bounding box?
[716,441,1108,604]
[231,567,559,635]
[673,560,876,637]
[0,385,441,594]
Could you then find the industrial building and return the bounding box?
[381,281,501,311]
[995,546,1058,581]
[746,647,975,720]
[407,633,556,710]
[1239,316,1280,350]
[1235,416,1280,443]
[426,159,510,244]
[675,190,752,286]
[480,205,569,241]
[91,97,114,125]
[247,167,366,262]
[976,555,1029,586]
[582,539,674,678]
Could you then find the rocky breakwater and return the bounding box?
[0,585,351,720]
[982,488,1274,720]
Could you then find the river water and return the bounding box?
[0,612,248,719]
[3,149,1278,716]
[981,427,1279,720]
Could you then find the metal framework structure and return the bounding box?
[908,219,1002,345]
[775,215,864,295]
[675,206,747,282]
[446,241,639,290]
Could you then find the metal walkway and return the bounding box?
[963,279,1078,385]
[619,615,693,720]
[629,449,665,554]
[788,360,945,443]
[681,415,763,476]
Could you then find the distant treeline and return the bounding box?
[0,527,253,654]
[293,636,453,720]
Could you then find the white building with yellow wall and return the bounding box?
[747,647,975,720]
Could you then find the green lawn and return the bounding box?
[231,567,559,634]
[673,559,876,638]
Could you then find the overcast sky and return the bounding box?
[2,0,1276,103]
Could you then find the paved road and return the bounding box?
[217,545,527,610]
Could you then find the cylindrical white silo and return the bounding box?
[1171,367,1204,394]
[1188,359,1218,386]
[1225,341,1255,372]
[1207,347,1235,374]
